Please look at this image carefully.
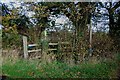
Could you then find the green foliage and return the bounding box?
[2,59,38,78]
[98,2,120,48]
[116,53,120,62]
[2,56,119,78]
[92,32,116,57]
[2,32,22,49]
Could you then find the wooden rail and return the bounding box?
[23,36,59,58]
[28,49,41,53]
[28,44,38,47]
[23,36,71,58]
[49,43,58,45]
[48,49,57,51]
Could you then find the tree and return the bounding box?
[99,1,120,36]
[1,2,33,36]
[99,1,120,50]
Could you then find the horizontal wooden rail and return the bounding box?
[48,49,57,51]
[28,49,41,53]
[28,44,39,47]
[49,43,58,45]
[59,42,70,44]
[28,42,70,47]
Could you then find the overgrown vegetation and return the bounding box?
[1,1,120,79]
[2,32,22,49]
[2,53,119,78]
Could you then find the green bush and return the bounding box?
[2,32,22,49]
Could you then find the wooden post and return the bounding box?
[41,30,48,63]
[89,20,93,56]
[23,36,28,59]
[0,29,2,58]
[0,29,2,68]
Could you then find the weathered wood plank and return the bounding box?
[23,36,28,59]
[28,44,39,47]
[48,49,57,51]
[28,49,41,53]
[49,43,58,45]
[60,42,70,44]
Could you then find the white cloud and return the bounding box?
[0,24,3,29]
[56,16,69,24]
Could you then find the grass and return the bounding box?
[2,54,119,78]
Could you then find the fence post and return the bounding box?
[89,20,93,56]
[0,30,1,57]
[23,36,28,59]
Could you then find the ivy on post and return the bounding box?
[41,29,48,63]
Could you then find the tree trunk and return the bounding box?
[108,9,120,52]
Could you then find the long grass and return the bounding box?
[2,54,119,78]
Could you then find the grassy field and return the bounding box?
[2,53,120,79]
